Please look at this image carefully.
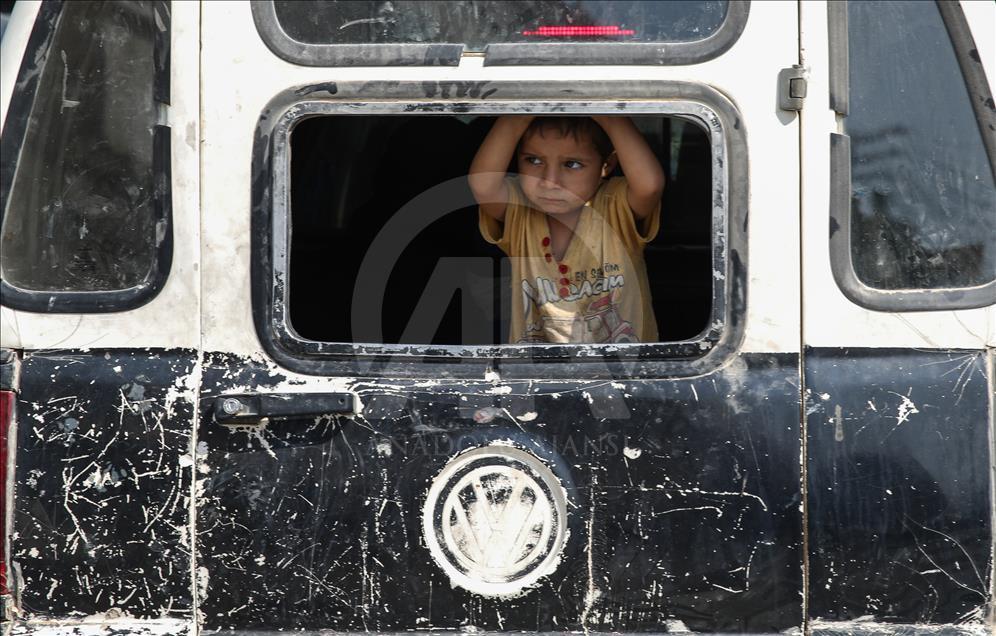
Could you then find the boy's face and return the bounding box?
[516,127,615,216]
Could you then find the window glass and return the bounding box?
[846,0,995,290]
[1,1,160,292]
[273,0,729,50]
[287,115,713,346]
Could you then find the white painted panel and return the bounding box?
[0,0,41,131]
[800,0,992,350]
[713,1,801,355]
[961,0,996,88]
[201,1,800,362]
[961,1,996,349]
[0,0,201,351]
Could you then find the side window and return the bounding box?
[0,0,171,312]
[829,0,996,310]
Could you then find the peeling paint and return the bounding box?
[11,350,197,619]
[8,618,193,636]
[807,349,991,627]
[194,352,803,631]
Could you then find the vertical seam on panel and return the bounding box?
[798,1,811,634]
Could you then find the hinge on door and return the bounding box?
[778,64,808,111]
[0,349,20,392]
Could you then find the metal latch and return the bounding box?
[778,65,807,111]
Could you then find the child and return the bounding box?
[469,116,665,344]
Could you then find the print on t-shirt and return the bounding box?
[480,176,660,344]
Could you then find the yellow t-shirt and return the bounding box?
[480,176,660,344]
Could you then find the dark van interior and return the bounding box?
[288,115,713,346]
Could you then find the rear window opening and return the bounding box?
[287,114,714,347]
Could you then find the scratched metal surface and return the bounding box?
[808,622,991,636]
[805,348,992,625]
[7,620,192,635]
[197,351,802,632]
[9,349,196,618]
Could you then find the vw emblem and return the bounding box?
[422,444,569,596]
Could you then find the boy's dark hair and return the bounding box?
[522,117,614,160]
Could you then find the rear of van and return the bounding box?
[1,1,994,635]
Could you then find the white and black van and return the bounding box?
[1,1,994,634]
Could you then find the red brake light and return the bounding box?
[522,25,636,37]
[0,389,12,596]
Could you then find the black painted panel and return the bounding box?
[198,352,802,632]
[806,348,992,624]
[11,349,196,617]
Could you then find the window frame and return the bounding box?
[827,0,996,312]
[0,0,174,313]
[252,81,748,379]
[250,0,750,68]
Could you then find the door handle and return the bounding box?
[212,392,355,426]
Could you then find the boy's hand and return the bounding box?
[592,116,665,221]
[469,116,535,222]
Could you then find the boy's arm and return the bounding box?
[469,116,534,222]
[592,116,665,221]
